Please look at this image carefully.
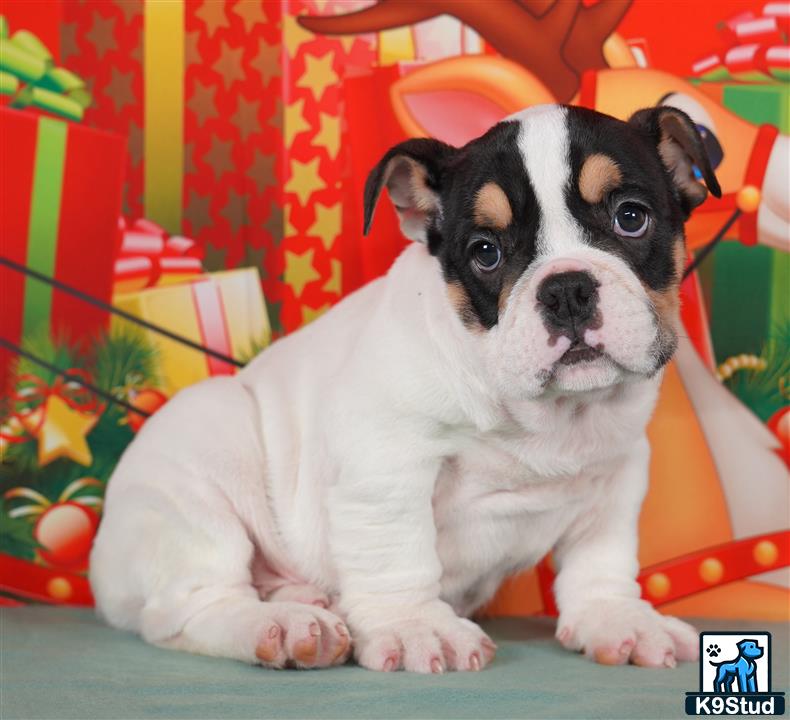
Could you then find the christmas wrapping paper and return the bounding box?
[112,267,270,395]
[58,0,377,335]
[0,105,125,394]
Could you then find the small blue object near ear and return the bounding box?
[693,123,724,180]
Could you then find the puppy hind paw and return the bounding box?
[255,602,351,669]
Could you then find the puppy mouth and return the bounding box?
[558,340,603,366]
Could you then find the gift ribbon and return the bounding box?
[144,0,184,235]
[22,116,67,338]
[0,16,92,121]
[0,370,103,443]
[113,217,203,293]
[190,279,235,377]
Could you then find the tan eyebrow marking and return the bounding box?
[473,182,512,229]
[579,153,622,204]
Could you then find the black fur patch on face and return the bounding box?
[564,106,686,293]
[427,121,540,329]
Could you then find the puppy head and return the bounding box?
[364,104,720,400]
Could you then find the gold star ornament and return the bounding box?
[37,395,99,467]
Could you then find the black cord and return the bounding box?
[0,256,245,368]
[0,336,152,418]
[682,208,742,280]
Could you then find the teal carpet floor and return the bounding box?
[2,607,787,719]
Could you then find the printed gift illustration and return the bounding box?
[0,0,787,623]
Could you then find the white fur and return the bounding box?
[91,107,694,673]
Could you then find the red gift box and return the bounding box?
[0,106,125,389]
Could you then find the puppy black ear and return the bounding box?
[629,106,722,215]
[363,138,456,242]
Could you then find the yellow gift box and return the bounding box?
[112,268,270,395]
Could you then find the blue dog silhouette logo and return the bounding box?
[685,631,785,716]
[709,639,763,693]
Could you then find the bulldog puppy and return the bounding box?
[91,104,720,673]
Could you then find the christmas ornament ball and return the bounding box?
[34,501,99,568]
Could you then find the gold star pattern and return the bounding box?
[337,35,357,54]
[185,29,203,66]
[302,303,331,324]
[284,98,311,147]
[116,0,142,25]
[263,203,283,244]
[297,52,338,101]
[85,12,116,56]
[284,248,321,297]
[185,189,213,236]
[60,21,79,63]
[286,157,324,206]
[232,95,261,143]
[37,395,99,467]
[285,15,314,57]
[314,111,340,159]
[221,188,248,235]
[250,37,281,81]
[308,202,341,250]
[323,259,341,295]
[195,0,230,37]
[203,135,235,179]
[213,42,246,90]
[232,0,267,32]
[105,67,135,114]
[248,148,276,195]
[187,79,219,127]
[203,243,228,272]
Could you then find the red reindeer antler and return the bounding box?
[298,0,633,103]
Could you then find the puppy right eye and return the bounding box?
[470,239,502,272]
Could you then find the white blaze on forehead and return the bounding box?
[510,105,586,258]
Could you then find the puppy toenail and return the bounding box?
[268,625,280,639]
[383,656,397,672]
[558,627,571,644]
[481,638,497,649]
[309,623,321,637]
[336,623,348,637]
[469,652,481,671]
[430,658,444,674]
[664,652,677,669]
[312,599,328,608]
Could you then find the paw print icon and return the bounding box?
[706,643,721,658]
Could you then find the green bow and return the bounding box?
[0,15,92,121]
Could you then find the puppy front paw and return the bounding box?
[353,604,496,673]
[557,598,698,668]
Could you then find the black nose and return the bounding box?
[536,271,598,337]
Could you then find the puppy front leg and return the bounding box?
[329,460,495,673]
[552,438,698,668]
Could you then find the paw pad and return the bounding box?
[706,643,721,657]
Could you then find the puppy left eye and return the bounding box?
[614,203,649,238]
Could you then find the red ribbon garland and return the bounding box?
[1,370,104,443]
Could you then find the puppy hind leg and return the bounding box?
[134,512,349,668]
[152,590,350,668]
